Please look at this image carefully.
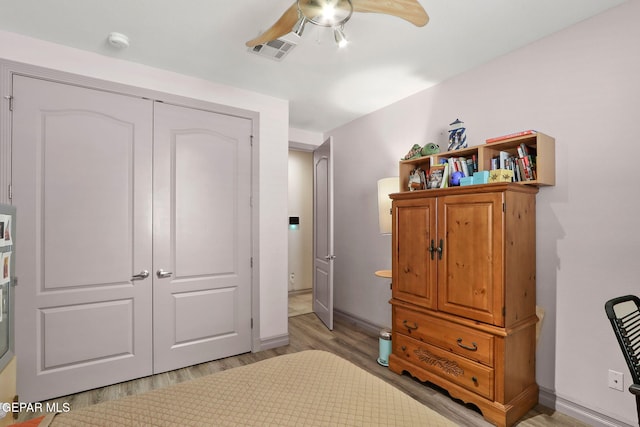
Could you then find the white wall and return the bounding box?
[289,127,325,150]
[0,30,290,345]
[288,150,313,292]
[326,1,640,425]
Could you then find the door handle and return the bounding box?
[324,255,336,260]
[131,270,149,281]
[437,239,444,260]
[156,269,173,279]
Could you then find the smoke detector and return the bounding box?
[107,32,130,49]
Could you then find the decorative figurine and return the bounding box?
[421,142,440,156]
[447,119,467,151]
[403,144,423,160]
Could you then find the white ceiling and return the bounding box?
[0,0,627,133]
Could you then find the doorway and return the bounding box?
[287,149,313,317]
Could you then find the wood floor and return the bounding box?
[288,289,313,317]
[17,313,587,426]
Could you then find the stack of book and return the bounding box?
[445,155,478,179]
[490,143,536,182]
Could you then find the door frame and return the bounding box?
[0,60,261,351]
[288,137,335,330]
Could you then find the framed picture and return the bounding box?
[428,165,445,189]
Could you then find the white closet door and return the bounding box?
[12,76,154,402]
[152,102,252,373]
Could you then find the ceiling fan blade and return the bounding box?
[246,2,300,47]
[351,0,429,27]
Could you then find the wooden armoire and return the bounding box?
[389,183,539,427]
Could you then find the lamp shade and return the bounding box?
[377,177,399,234]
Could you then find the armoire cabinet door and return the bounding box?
[393,198,437,309]
[437,192,504,326]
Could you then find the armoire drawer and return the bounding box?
[393,306,494,367]
[393,333,495,400]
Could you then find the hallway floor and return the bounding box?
[288,290,312,317]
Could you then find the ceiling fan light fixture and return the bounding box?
[292,13,307,37]
[245,0,429,49]
[334,26,348,48]
[321,4,337,21]
[298,0,353,27]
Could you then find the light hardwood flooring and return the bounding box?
[17,313,588,426]
[288,289,312,317]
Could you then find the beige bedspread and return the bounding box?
[38,350,455,426]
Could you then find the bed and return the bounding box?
[18,350,456,426]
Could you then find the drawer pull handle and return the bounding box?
[403,320,418,331]
[401,345,407,351]
[472,376,478,384]
[457,338,478,352]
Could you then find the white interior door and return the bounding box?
[12,76,153,402]
[313,138,334,330]
[152,102,253,373]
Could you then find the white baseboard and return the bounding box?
[334,309,385,337]
[288,288,312,296]
[539,386,632,427]
[256,333,289,352]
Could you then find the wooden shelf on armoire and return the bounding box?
[399,132,555,192]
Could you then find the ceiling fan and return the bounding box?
[245,0,429,48]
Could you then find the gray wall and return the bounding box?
[327,2,640,425]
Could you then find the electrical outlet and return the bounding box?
[608,369,624,391]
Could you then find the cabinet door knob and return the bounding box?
[428,240,436,260]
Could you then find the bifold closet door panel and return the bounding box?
[12,75,154,402]
[152,102,253,374]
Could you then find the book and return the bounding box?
[499,151,510,169]
[467,157,476,175]
[459,157,469,177]
[440,164,449,188]
[408,168,425,191]
[485,130,536,144]
[521,156,534,180]
[427,165,445,189]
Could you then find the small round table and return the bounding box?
[374,269,392,279]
